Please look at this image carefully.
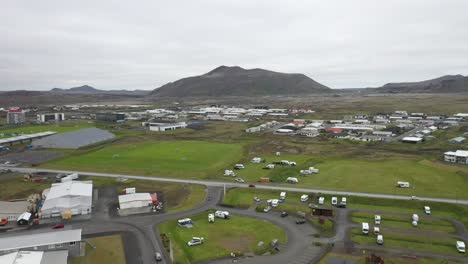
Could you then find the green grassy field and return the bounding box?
[86,176,206,212]
[0,175,49,200]
[350,211,456,233]
[157,210,287,264]
[72,235,125,264]
[318,252,465,264]
[0,121,94,138]
[223,188,468,228]
[43,140,245,178]
[350,228,463,256]
[234,153,468,199]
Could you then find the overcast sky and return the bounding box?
[1,0,467,91]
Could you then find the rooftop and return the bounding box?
[0,229,81,252]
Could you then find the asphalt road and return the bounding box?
[3,166,468,205]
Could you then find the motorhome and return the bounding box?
[271,199,279,207]
[178,218,193,227]
[341,197,347,206]
[376,235,384,245]
[331,197,338,205]
[280,192,286,200]
[300,194,308,202]
[362,222,369,234]
[286,177,298,184]
[424,206,431,215]
[318,197,325,205]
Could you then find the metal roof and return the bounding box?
[0,229,81,251]
[0,131,57,145]
[118,193,152,204]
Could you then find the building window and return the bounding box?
[48,244,56,249]
[56,243,63,248]
[69,241,76,246]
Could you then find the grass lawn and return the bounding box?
[0,121,94,138]
[157,210,287,264]
[350,228,463,256]
[234,153,468,199]
[72,235,125,264]
[350,211,456,233]
[223,188,468,229]
[317,252,466,264]
[86,176,206,212]
[43,140,244,178]
[0,175,49,200]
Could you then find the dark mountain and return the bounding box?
[51,85,149,96]
[150,66,331,97]
[375,75,468,93]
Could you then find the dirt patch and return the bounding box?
[218,236,253,252]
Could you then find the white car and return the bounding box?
[187,237,204,246]
[235,178,245,183]
[234,164,245,170]
[215,210,230,219]
[263,206,271,212]
[253,197,261,202]
[456,240,465,253]
[424,206,431,215]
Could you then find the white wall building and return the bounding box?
[40,181,93,218]
[118,193,155,210]
[37,113,65,123]
[147,122,187,131]
[444,150,468,164]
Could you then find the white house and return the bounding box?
[147,122,187,131]
[444,150,468,164]
[40,181,93,218]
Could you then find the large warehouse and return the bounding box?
[31,127,115,149]
[40,181,93,218]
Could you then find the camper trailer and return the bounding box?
[331,197,338,205]
[397,181,410,188]
[318,197,325,205]
[375,215,381,225]
[286,177,298,184]
[300,194,309,202]
[280,192,286,201]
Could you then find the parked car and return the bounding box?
[233,164,245,170]
[456,240,465,253]
[424,206,431,215]
[331,197,338,205]
[208,213,215,223]
[234,178,245,183]
[264,206,271,213]
[187,237,204,246]
[52,223,64,229]
[155,252,162,262]
[215,211,230,219]
[376,235,384,245]
[411,196,418,200]
[253,197,261,202]
[296,219,306,224]
[248,184,256,188]
[280,212,288,217]
[0,217,8,226]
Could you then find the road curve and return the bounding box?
[4,166,468,205]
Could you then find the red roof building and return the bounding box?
[325,127,343,133]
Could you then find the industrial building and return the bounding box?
[0,201,30,222]
[444,150,468,164]
[31,128,115,149]
[0,250,68,264]
[40,181,93,219]
[145,122,187,132]
[37,113,65,123]
[0,229,82,257]
[6,107,26,125]
[96,112,125,123]
[118,192,158,209]
[0,131,57,146]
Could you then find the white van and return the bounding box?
[331,197,338,205]
[376,235,384,245]
[300,194,309,202]
[318,197,325,205]
[208,213,214,223]
[362,222,369,234]
[456,241,465,253]
[374,215,381,225]
[280,192,287,200]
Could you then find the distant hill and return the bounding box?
[375,75,468,93]
[51,85,149,96]
[150,66,331,97]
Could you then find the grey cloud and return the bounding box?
[1,0,467,90]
